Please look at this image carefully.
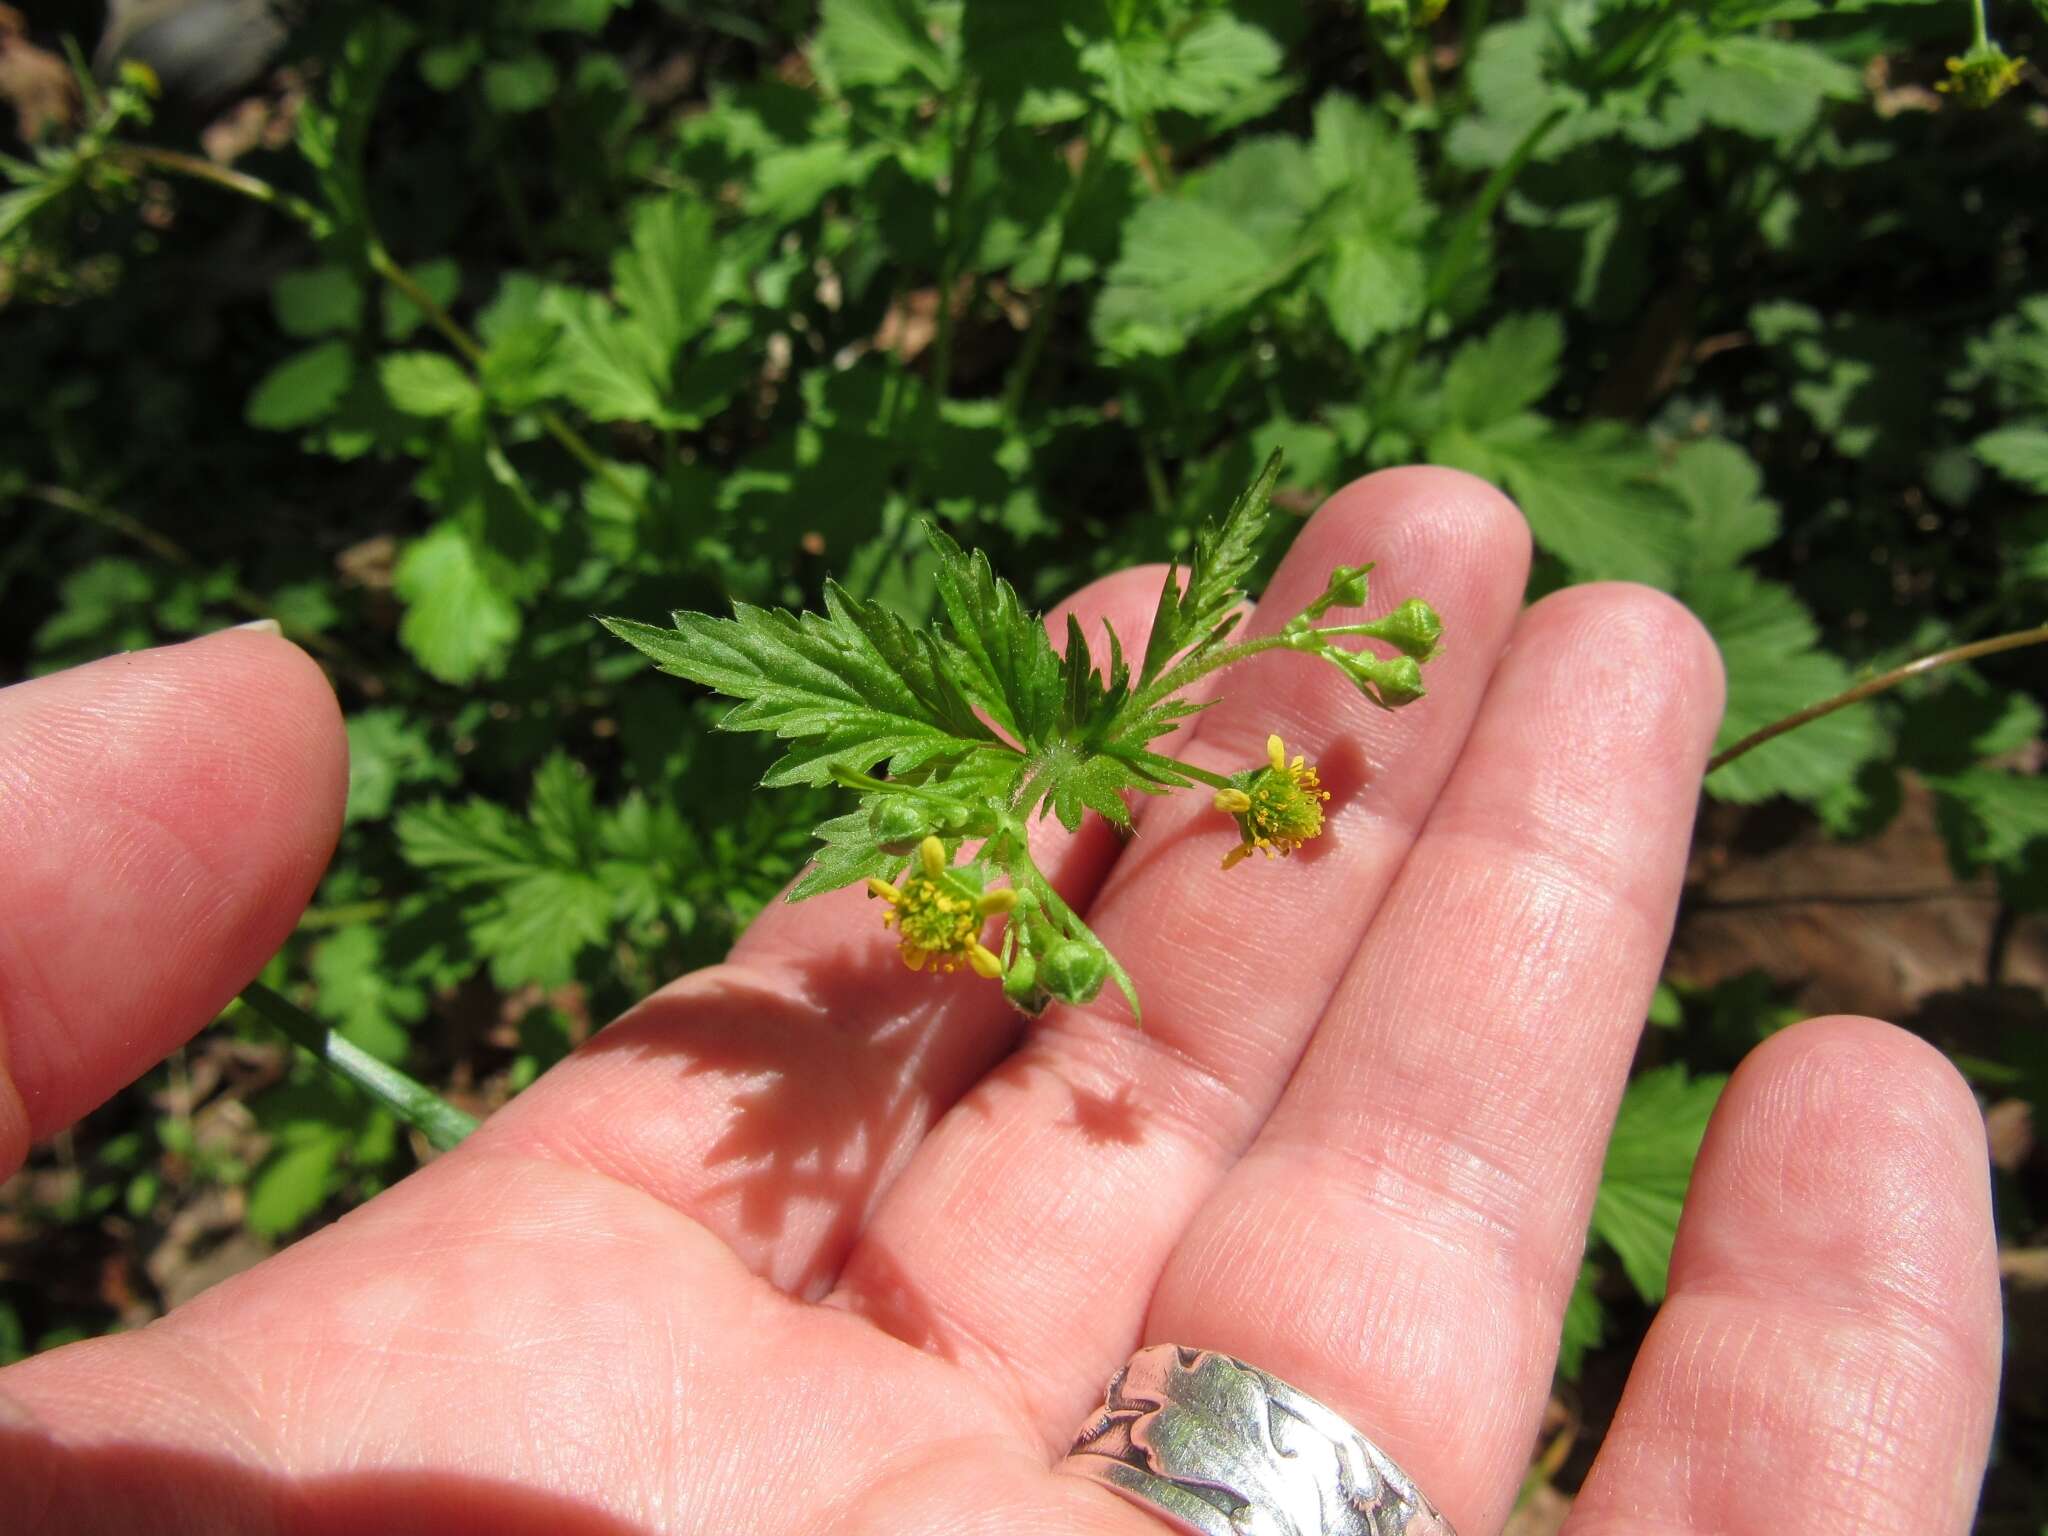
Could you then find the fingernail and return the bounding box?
[229,618,283,636]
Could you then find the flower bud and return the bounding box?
[1001,951,1046,1012]
[1365,598,1443,661]
[1342,652,1426,708]
[1041,939,1109,1005]
[869,797,926,852]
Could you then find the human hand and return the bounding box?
[0,471,2000,1535]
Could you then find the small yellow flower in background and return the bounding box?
[866,835,1015,978]
[1214,733,1331,870]
[1940,45,2024,108]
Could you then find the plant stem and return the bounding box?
[113,144,326,233]
[112,142,648,521]
[1427,104,1567,311]
[1003,110,1109,422]
[17,483,369,671]
[1708,622,2048,775]
[928,86,990,415]
[1970,0,1991,51]
[238,982,477,1153]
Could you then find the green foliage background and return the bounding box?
[2,0,2045,1520]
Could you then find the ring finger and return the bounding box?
[1139,581,1725,1535]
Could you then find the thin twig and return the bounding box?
[1708,622,2048,775]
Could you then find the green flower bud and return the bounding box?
[1341,652,1426,708]
[869,797,927,852]
[1365,598,1443,662]
[1302,563,1375,622]
[1001,951,1047,1012]
[1041,938,1109,1005]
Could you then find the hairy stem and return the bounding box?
[238,982,478,1152]
[1708,622,2048,775]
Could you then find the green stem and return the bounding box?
[238,982,477,1152]
[17,483,367,671]
[1969,0,1991,51]
[1003,110,1109,421]
[927,87,990,415]
[114,144,650,523]
[1708,622,2048,775]
[113,144,326,233]
[1136,114,1175,192]
[1427,104,1567,311]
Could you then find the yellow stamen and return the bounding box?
[919,835,946,879]
[968,942,1003,979]
[865,878,900,903]
[1214,787,1252,814]
[977,887,1018,916]
[1267,733,1286,772]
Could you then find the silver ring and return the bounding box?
[1059,1344,1457,1536]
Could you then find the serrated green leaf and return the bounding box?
[1668,437,1780,570]
[926,522,1062,746]
[613,193,718,358]
[1439,313,1564,432]
[397,757,619,988]
[273,265,364,338]
[1592,1065,1726,1304]
[602,584,1003,787]
[246,341,355,430]
[1929,768,2048,871]
[815,0,953,90]
[344,708,454,824]
[1094,138,1317,357]
[1691,568,1883,804]
[1431,417,1684,585]
[379,351,481,418]
[1668,35,1863,140]
[393,521,522,685]
[1137,450,1280,688]
[1976,426,2048,492]
[310,926,425,1064]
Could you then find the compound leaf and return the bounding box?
[603,584,1003,787]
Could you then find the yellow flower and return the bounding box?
[1939,46,2023,108]
[866,835,1015,978]
[1214,733,1331,870]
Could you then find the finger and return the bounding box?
[1143,582,1724,1534]
[473,565,1177,1298]
[0,627,346,1177]
[1563,1017,2001,1536]
[829,468,1533,1442]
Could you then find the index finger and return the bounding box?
[0,627,347,1175]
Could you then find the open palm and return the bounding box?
[0,470,2000,1536]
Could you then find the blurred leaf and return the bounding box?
[246,341,355,430]
[273,266,365,338]
[1557,1262,1606,1379]
[393,521,523,684]
[816,0,953,90]
[1692,568,1883,804]
[379,351,482,418]
[1592,1065,1726,1304]
[1976,426,2048,493]
[345,708,455,824]
[1667,437,1779,571]
[245,1138,340,1236]
[482,50,560,114]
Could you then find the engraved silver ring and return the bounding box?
[1059,1344,1457,1536]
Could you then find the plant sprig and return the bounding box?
[605,451,1446,1018]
